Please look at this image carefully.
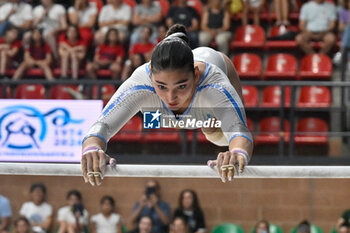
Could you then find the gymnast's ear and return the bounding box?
[194,65,200,80]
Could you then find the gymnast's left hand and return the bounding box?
[81,149,117,186]
[207,151,245,183]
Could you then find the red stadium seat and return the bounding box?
[91,84,116,106]
[53,68,86,77]
[123,0,136,9]
[233,53,262,79]
[242,86,258,107]
[297,86,331,108]
[230,25,265,50]
[0,85,11,98]
[15,84,46,99]
[261,86,291,107]
[111,116,143,142]
[255,117,290,145]
[96,69,112,79]
[246,117,254,133]
[299,54,332,80]
[157,0,170,17]
[50,85,80,99]
[187,129,209,143]
[89,0,104,13]
[144,128,181,143]
[294,118,328,145]
[265,26,298,50]
[264,53,297,79]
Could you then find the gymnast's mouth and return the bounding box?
[168,102,178,107]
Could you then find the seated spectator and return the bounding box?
[57,190,89,233]
[170,217,190,233]
[274,0,289,26]
[96,0,132,45]
[13,217,33,233]
[338,223,350,233]
[86,28,124,80]
[129,26,155,61]
[19,183,53,233]
[0,0,33,37]
[295,0,336,54]
[121,53,146,81]
[32,0,67,58]
[58,24,86,79]
[0,27,21,78]
[68,0,97,46]
[157,24,167,43]
[0,194,12,233]
[337,209,350,228]
[130,0,162,46]
[297,221,311,233]
[255,220,269,233]
[91,196,123,233]
[173,190,206,233]
[199,0,231,55]
[128,216,153,233]
[13,28,54,81]
[166,0,200,48]
[242,0,265,26]
[130,179,170,233]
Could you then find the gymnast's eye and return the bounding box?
[158,85,166,90]
[178,85,186,90]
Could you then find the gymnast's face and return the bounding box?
[152,68,199,112]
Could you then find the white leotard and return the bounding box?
[84,47,253,148]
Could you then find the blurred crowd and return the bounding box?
[0,180,350,233]
[0,0,348,81]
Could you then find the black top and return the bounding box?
[207,9,224,29]
[173,208,206,233]
[166,6,200,28]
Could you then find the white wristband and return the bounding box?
[230,148,250,166]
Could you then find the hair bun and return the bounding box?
[165,24,189,44]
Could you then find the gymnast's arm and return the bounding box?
[81,66,155,186]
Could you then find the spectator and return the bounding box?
[241,0,265,26]
[337,209,350,228]
[128,216,153,233]
[58,24,86,79]
[32,0,67,58]
[297,221,311,233]
[13,217,33,233]
[0,26,20,78]
[274,0,289,26]
[255,220,269,233]
[57,190,89,233]
[129,26,155,61]
[0,0,33,37]
[295,0,337,54]
[130,0,162,46]
[0,194,11,233]
[157,24,167,43]
[170,217,190,233]
[338,0,350,59]
[91,196,123,233]
[19,183,53,233]
[96,0,132,44]
[121,52,146,80]
[173,190,205,233]
[86,28,124,80]
[130,179,171,233]
[68,0,97,46]
[13,28,54,81]
[338,223,350,233]
[199,0,231,55]
[166,0,200,48]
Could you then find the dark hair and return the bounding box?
[14,216,31,227]
[344,0,349,9]
[151,24,193,74]
[143,26,153,36]
[100,195,115,207]
[66,190,82,201]
[104,28,120,45]
[139,215,154,226]
[30,183,46,195]
[297,220,310,233]
[30,28,45,48]
[178,189,201,211]
[255,220,270,233]
[133,53,146,66]
[66,24,81,40]
[340,222,350,228]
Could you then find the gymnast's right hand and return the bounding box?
[81,146,117,186]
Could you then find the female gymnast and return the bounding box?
[81,24,253,186]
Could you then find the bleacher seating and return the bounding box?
[233,53,262,79]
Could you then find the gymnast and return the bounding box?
[81,24,253,186]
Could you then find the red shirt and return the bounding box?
[0,37,21,49]
[26,43,51,60]
[97,44,125,61]
[129,42,154,56]
[59,38,86,48]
